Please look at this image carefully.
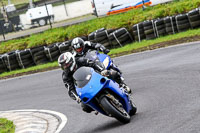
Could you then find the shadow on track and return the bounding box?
[87,120,123,133]
[86,114,139,133]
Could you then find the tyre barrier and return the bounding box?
[143,20,157,40]
[44,43,61,62]
[88,28,115,47]
[1,8,200,74]
[164,16,178,35]
[154,18,167,37]
[80,36,88,41]
[16,49,35,69]
[176,14,191,32]
[88,28,106,41]
[58,41,71,54]
[132,22,146,42]
[30,46,49,65]
[188,8,200,29]
[0,55,7,74]
[108,28,134,48]
[2,51,21,71]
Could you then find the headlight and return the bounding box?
[103,57,109,68]
[86,74,91,80]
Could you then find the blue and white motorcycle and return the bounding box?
[73,51,137,123]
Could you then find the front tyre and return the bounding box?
[100,96,130,123]
[129,100,137,116]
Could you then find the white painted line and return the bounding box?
[114,40,200,59]
[0,69,60,82]
[0,109,67,133]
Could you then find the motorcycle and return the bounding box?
[84,50,122,73]
[73,66,137,123]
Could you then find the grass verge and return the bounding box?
[110,28,200,57]
[0,62,59,79]
[1,0,200,54]
[0,118,15,133]
[1,28,200,79]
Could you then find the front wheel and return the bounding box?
[100,96,130,123]
[129,100,137,116]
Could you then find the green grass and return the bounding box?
[0,61,58,78]
[1,28,200,78]
[0,118,15,133]
[110,28,200,55]
[1,0,200,54]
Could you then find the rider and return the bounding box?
[71,37,122,73]
[58,52,130,113]
[71,37,110,57]
[71,37,131,93]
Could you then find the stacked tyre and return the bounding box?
[58,41,71,54]
[108,28,133,48]
[16,50,35,69]
[154,19,167,37]
[88,28,115,47]
[164,16,178,35]
[143,20,157,40]
[2,51,21,71]
[79,36,88,41]
[176,14,191,32]
[0,55,7,73]
[188,8,200,29]
[31,46,48,65]
[132,22,146,42]
[44,44,61,62]
[88,28,105,42]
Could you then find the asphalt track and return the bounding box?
[0,41,200,133]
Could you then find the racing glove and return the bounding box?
[101,70,109,77]
[71,91,81,104]
[103,49,110,54]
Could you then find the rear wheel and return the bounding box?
[100,96,130,123]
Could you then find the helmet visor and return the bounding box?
[75,47,83,53]
[61,58,73,71]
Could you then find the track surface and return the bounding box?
[0,42,200,133]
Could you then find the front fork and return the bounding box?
[110,62,122,74]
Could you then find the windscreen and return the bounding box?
[85,50,105,70]
[85,50,98,61]
[73,67,92,88]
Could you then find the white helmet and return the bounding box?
[71,37,85,55]
[58,52,76,72]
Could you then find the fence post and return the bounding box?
[142,0,146,11]
[63,0,68,16]
[44,2,52,29]
[0,23,5,41]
